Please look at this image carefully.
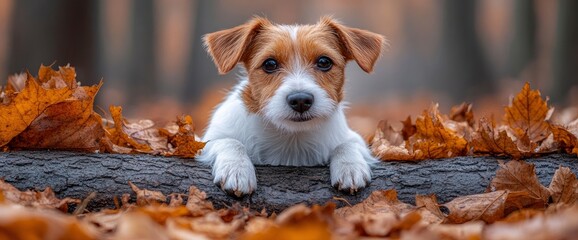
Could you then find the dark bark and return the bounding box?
[0,151,576,213]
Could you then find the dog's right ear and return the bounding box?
[203,17,271,74]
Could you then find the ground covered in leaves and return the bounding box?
[1,65,578,239]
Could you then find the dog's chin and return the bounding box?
[267,115,327,133]
[289,116,314,122]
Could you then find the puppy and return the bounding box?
[199,16,385,196]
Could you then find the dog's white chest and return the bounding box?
[251,131,331,166]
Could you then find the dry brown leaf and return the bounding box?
[9,82,105,151]
[128,181,167,206]
[548,166,578,205]
[106,106,154,153]
[404,221,484,240]
[415,194,445,224]
[443,190,508,224]
[499,208,543,223]
[483,205,578,240]
[335,190,414,218]
[449,102,475,126]
[370,120,414,160]
[490,160,550,211]
[112,211,170,240]
[401,116,416,140]
[0,205,96,240]
[504,82,552,145]
[242,204,335,240]
[550,124,577,154]
[0,179,80,211]
[186,185,214,217]
[168,115,206,158]
[409,104,468,160]
[472,118,523,159]
[0,72,73,147]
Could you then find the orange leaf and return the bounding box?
[0,73,73,147]
[9,82,105,151]
[504,82,552,144]
[409,104,468,159]
[550,124,577,153]
[449,102,475,126]
[242,204,334,240]
[169,115,206,158]
[106,106,153,153]
[471,118,522,159]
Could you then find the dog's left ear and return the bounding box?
[320,17,386,73]
[204,17,271,74]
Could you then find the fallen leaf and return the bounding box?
[550,124,577,154]
[548,166,578,204]
[471,118,523,159]
[504,82,552,146]
[128,181,166,206]
[106,106,154,153]
[335,190,414,218]
[0,73,73,147]
[168,115,206,158]
[112,211,170,240]
[401,116,416,140]
[370,120,414,160]
[0,179,80,211]
[490,160,550,211]
[483,205,578,240]
[443,190,508,224]
[415,194,445,224]
[0,205,96,240]
[449,102,475,126]
[185,185,214,217]
[9,81,105,151]
[242,204,334,240]
[409,104,468,159]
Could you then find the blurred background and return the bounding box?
[1,0,577,137]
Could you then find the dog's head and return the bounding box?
[204,16,385,132]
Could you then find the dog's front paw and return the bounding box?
[213,159,257,198]
[330,160,371,194]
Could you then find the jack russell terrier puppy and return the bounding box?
[199,16,385,197]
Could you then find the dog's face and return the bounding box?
[204,17,385,132]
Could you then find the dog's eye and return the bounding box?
[262,58,279,73]
[316,56,333,72]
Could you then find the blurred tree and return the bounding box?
[128,0,157,106]
[434,0,494,101]
[551,0,578,104]
[8,0,98,85]
[182,0,218,104]
[507,0,536,78]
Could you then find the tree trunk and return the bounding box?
[0,151,575,213]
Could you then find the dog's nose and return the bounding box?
[287,92,314,113]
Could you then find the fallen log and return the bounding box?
[0,151,576,213]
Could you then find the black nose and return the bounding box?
[287,92,314,113]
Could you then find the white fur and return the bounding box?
[198,24,377,195]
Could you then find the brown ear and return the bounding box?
[203,17,271,74]
[321,17,386,73]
